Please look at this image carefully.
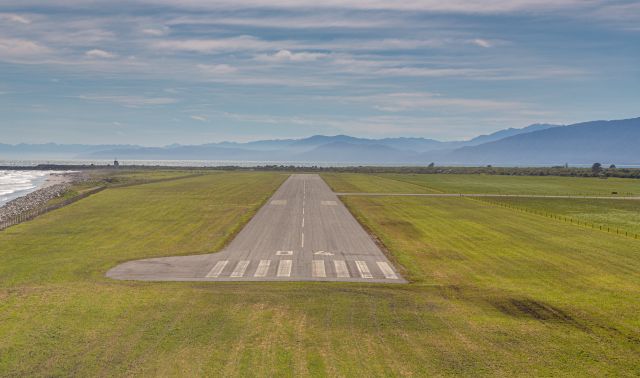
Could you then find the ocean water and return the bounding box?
[0,170,52,206]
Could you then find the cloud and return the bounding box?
[339,92,528,112]
[255,49,327,62]
[72,0,595,14]
[77,95,178,107]
[471,38,492,48]
[85,49,117,59]
[0,13,31,24]
[166,14,394,29]
[197,63,238,74]
[0,37,51,59]
[152,35,285,53]
[190,115,207,121]
[142,27,169,36]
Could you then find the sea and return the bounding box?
[0,170,54,206]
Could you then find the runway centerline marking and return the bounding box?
[334,260,350,278]
[254,260,270,277]
[312,260,326,278]
[230,260,250,277]
[206,260,228,278]
[377,262,398,279]
[301,232,305,248]
[355,260,373,279]
[277,260,292,277]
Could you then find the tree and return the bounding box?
[592,162,602,173]
[428,162,435,168]
[609,164,616,169]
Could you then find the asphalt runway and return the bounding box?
[107,174,405,283]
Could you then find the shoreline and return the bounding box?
[0,171,85,224]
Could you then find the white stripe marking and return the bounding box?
[206,260,228,278]
[277,260,292,277]
[312,260,326,278]
[302,217,304,228]
[301,232,304,248]
[254,260,270,277]
[334,260,350,278]
[377,262,398,279]
[230,260,250,277]
[355,261,373,279]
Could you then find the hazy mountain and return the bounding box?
[295,142,416,163]
[441,118,640,165]
[465,123,560,146]
[2,118,638,165]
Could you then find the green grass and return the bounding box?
[485,197,640,236]
[1,171,639,376]
[322,173,640,196]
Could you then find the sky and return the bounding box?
[0,0,638,146]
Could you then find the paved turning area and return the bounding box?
[107,174,405,283]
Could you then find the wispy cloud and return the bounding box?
[338,92,528,112]
[197,63,238,74]
[255,49,327,62]
[190,115,207,121]
[85,49,117,59]
[0,37,51,60]
[471,38,493,48]
[0,13,31,24]
[77,95,178,107]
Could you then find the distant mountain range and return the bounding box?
[1,117,638,165]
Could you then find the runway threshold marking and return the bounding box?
[334,260,350,278]
[254,260,270,277]
[230,260,250,277]
[377,262,399,279]
[206,260,228,278]
[355,261,373,279]
[312,260,326,278]
[277,260,292,277]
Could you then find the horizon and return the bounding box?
[1,1,639,145]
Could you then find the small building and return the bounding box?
[114,158,120,168]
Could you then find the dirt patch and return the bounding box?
[491,298,589,331]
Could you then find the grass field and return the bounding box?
[323,173,640,196]
[1,171,639,376]
[483,197,640,236]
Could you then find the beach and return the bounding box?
[0,171,84,224]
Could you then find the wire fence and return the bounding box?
[0,186,106,231]
[477,198,639,240]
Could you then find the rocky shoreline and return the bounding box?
[0,172,85,223]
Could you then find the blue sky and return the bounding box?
[0,0,638,145]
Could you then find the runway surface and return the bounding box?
[107,174,405,283]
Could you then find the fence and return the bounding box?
[0,186,106,231]
[476,197,639,240]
